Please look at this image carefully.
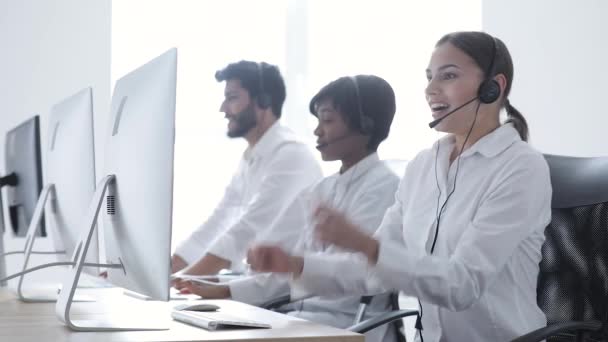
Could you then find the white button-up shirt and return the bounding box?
[228,153,401,342]
[175,122,322,267]
[294,124,552,342]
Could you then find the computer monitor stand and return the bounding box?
[0,173,18,286]
[15,184,96,303]
[55,175,169,331]
[0,192,5,287]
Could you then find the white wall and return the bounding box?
[483,0,608,157]
[0,0,110,284]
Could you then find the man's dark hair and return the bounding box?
[215,61,286,118]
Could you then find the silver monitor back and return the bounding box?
[4,116,45,237]
[46,87,98,272]
[103,48,176,301]
[0,191,5,285]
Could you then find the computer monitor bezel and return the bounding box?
[4,116,45,237]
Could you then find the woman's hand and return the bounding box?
[314,205,380,263]
[247,245,304,276]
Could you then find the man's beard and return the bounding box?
[227,104,257,138]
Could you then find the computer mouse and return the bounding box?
[179,303,220,312]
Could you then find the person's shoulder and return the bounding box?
[401,145,436,175]
[351,160,400,196]
[272,124,304,145]
[494,141,551,190]
[370,160,401,184]
[262,139,321,177]
[505,141,549,172]
[271,137,318,165]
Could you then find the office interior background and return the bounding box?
[0,0,606,285]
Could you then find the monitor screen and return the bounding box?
[4,116,45,237]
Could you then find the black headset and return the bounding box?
[477,36,501,104]
[349,76,375,135]
[256,62,272,110]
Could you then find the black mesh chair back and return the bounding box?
[539,154,608,341]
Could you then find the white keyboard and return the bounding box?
[171,310,271,330]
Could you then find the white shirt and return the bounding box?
[294,124,552,342]
[175,122,322,267]
[228,153,401,342]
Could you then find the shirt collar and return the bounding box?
[437,123,521,159]
[336,152,380,184]
[243,121,294,163]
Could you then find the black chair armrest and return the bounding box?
[260,294,291,310]
[348,309,419,334]
[510,320,602,342]
[359,295,374,305]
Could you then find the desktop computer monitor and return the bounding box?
[56,48,177,331]
[0,192,5,285]
[45,87,98,271]
[102,48,176,301]
[11,88,99,302]
[4,116,45,237]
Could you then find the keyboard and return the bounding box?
[171,310,271,330]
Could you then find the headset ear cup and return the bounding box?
[478,79,501,104]
[360,116,374,135]
[257,94,271,109]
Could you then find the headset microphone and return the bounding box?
[428,97,479,129]
[316,133,353,150]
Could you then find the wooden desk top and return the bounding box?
[0,288,363,342]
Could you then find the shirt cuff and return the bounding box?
[369,239,415,289]
[228,276,259,305]
[290,253,335,299]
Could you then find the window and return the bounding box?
[112,0,480,250]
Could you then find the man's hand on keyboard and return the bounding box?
[172,275,219,291]
[179,281,230,299]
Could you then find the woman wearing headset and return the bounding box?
[248,31,552,342]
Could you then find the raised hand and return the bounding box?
[247,245,303,275]
[314,205,379,262]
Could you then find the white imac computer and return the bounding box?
[11,87,100,302]
[0,116,44,286]
[3,116,45,237]
[0,175,9,285]
[56,48,177,331]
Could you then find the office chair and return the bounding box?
[511,154,608,342]
[261,294,377,324]
[262,292,413,342]
[348,293,415,342]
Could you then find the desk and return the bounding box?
[0,288,363,342]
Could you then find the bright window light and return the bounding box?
[112,0,480,251]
